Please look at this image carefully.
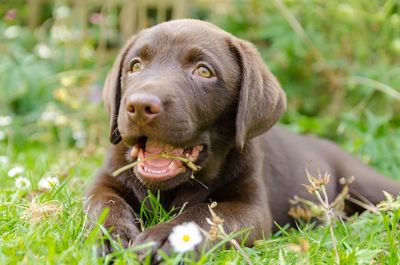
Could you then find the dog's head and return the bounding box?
[103,19,286,190]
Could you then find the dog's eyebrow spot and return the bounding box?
[184,47,220,66]
[138,44,153,61]
[185,47,206,63]
[182,47,220,75]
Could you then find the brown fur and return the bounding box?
[86,19,400,260]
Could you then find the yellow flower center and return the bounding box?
[182,234,190,242]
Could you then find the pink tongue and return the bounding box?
[144,141,184,168]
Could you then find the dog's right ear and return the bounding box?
[229,38,287,150]
[102,36,136,144]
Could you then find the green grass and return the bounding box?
[1,130,400,264]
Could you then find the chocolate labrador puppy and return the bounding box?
[86,19,400,257]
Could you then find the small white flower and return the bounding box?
[54,114,68,126]
[60,76,76,87]
[0,116,12,126]
[168,222,202,253]
[40,105,67,125]
[54,5,70,19]
[4,25,21,39]
[51,25,74,42]
[0,130,5,141]
[41,110,58,122]
[35,43,53,59]
[72,123,86,148]
[0,156,9,165]
[15,176,31,190]
[38,176,59,191]
[8,166,24,178]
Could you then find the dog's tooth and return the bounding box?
[193,145,203,152]
[130,145,140,159]
[138,149,145,160]
[147,168,163,174]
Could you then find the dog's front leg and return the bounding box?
[86,172,140,255]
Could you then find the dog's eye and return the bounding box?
[195,65,212,78]
[129,59,142,73]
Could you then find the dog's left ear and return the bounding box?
[102,36,136,145]
[230,38,287,150]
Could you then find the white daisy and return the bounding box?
[0,156,9,165]
[54,5,70,19]
[0,116,12,126]
[15,176,31,190]
[168,222,202,253]
[38,176,59,191]
[8,166,24,178]
[34,43,53,59]
[0,130,5,141]
[4,25,21,39]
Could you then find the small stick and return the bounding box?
[112,153,201,177]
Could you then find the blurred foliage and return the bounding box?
[209,0,400,176]
[214,0,400,120]
[0,3,113,152]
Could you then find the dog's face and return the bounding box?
[103,19,286,190]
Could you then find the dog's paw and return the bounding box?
[97,223,138,256]
[132,223,174,264]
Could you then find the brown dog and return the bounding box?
[86,19,400,257]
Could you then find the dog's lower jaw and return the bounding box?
[133,164,199,190]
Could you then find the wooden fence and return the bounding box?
[27,0,187,40]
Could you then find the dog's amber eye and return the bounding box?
[195,65,212,78]
[129,60,142,73]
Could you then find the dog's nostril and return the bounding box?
[144,104,160,115]
[126,93,162,120]
[127,104,135,114]
[145,106,152,114]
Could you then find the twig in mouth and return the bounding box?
[112,153,202,177]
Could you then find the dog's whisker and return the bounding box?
[190,174,209,190]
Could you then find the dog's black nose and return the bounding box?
[126,93,162,123]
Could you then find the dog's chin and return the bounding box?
[133,167,193,190]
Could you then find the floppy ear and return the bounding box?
[102,36,136,144]
[232,39,287,150]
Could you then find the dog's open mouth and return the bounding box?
[128,137,204,182]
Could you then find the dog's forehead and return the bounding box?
[132,20,231,54]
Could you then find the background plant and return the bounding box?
[0,0,399,264]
